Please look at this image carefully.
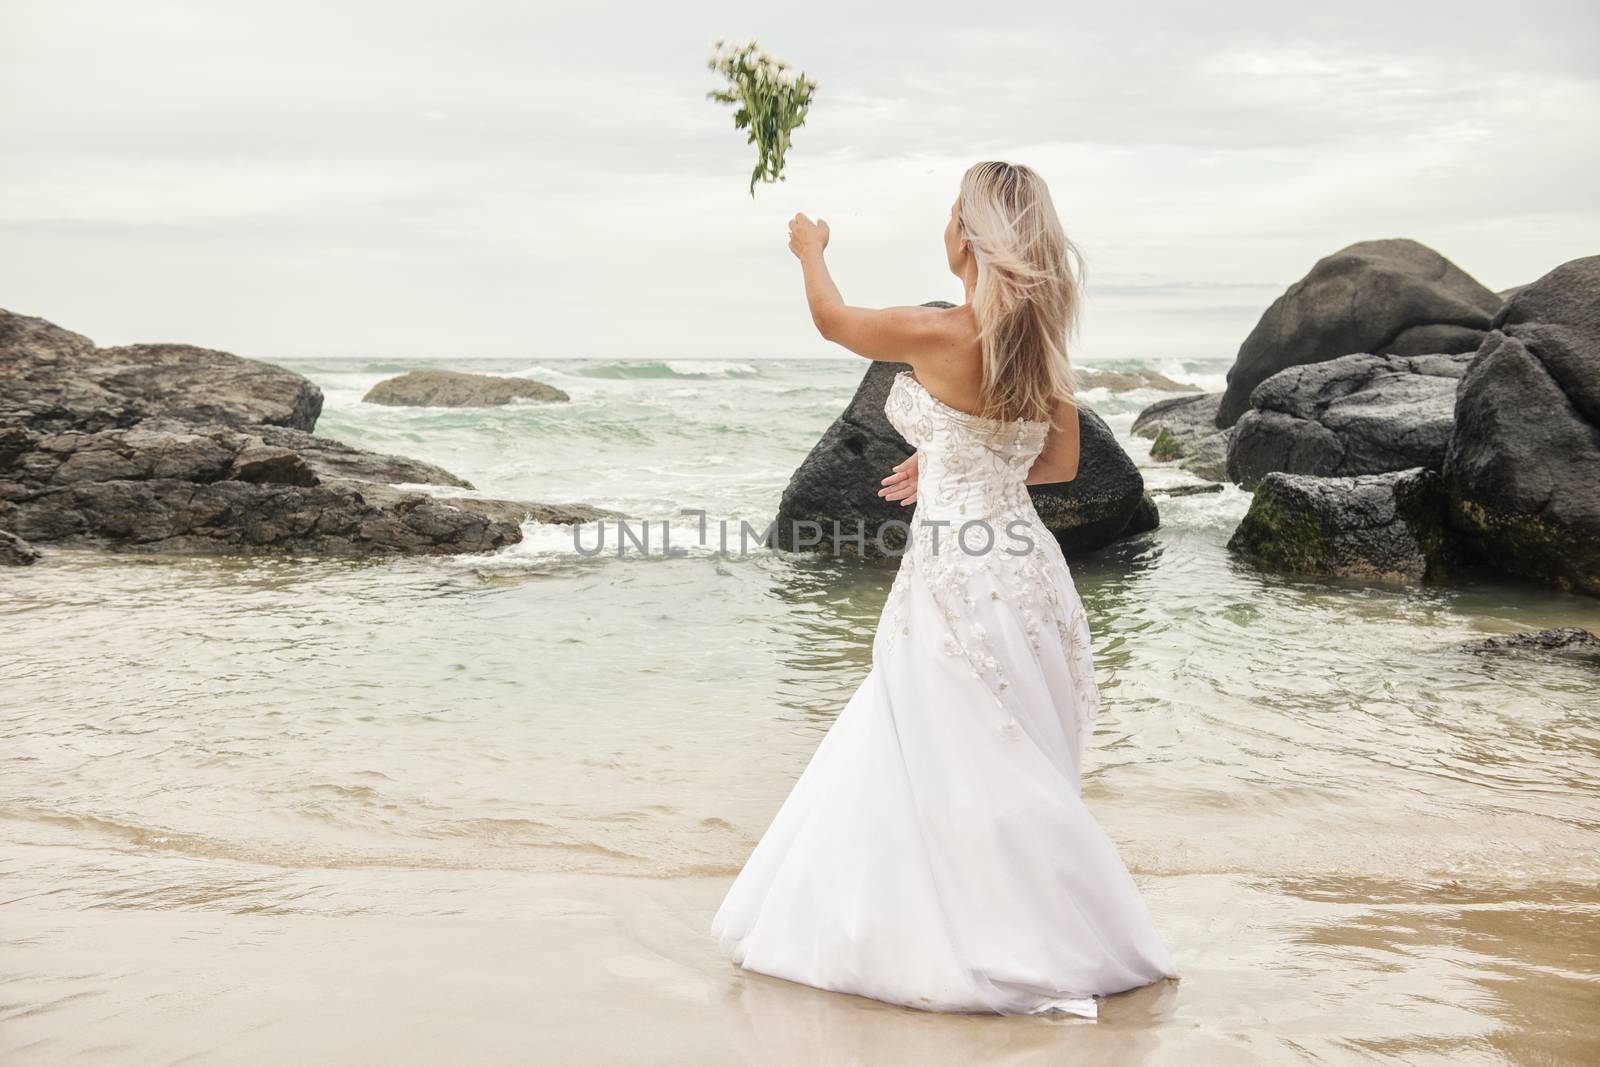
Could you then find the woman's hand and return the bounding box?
[877,453,919,507]
[788,213,830,259]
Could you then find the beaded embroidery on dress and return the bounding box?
[711,369,1176,1017]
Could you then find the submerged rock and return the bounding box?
[439,496,619,527]
[1150,483,1225,498]
[1226,351,1473,489]
[1075,367,1200,393]
[1227,467,1454,582]
[773,332,1158,558]
[1218,239,1500,427]
[1131,392,1232,481]
[1,528,40,565]
[1442,256,1600,597]
[364,369,569,407]
[1457,627,1600,663]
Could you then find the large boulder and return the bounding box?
[363,369,569,407]
[1218,239,1500,427]
[1442,256,1600,596]
[1,310,323,433]
[1225,351,1473,489]
[773,330,1158,558]
[1131,392,1232,481]
[1227,467,1455,582]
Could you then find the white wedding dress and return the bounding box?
[712,369,1176,1017]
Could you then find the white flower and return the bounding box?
[777,68,797,87]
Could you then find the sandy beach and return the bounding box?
[7,845,1597,1064]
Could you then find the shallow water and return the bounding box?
[3,357,1598,1064]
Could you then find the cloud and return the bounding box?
[1,0,1595,361]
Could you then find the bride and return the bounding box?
[711,161,1176,1017]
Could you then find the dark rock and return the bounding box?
[773,323,1158,557]
[0,306,614,558]
[1227,467,1455,582]
[1458,627,1599,662]
[228,446,318,487]
[0,424,524,556]
[6,479,518,557]
[249,424,473,489]
[1442,256,1600,597]
[1,528,40,565]
[1150,483,1225,498]
[1030,473,1158,557]
[364,369,569,407]
[1133,392,1218,441]
[772,359,918,555]
[1226,351,1473,489]
[1218,239,1500,427]
[1,309,323,433]
[1176,432,1231,482]
[443,496,621,527]
[1131,392,1232,481]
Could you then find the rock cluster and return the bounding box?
[1196,248,1598,596]
[1217,238,1500,427]
[0,307,608,561]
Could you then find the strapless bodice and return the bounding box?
[883,370,1050,523]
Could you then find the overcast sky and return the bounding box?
[3,0,1596,365]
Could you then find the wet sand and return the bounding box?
[5,848,1596,1065]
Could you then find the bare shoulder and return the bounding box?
[881,302,975,341]
[926,302,978,341]
[1052,393,1081,429]
[906,302,980,360]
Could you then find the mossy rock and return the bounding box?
[1149,427,1185,461]
[1228,468,1455,583]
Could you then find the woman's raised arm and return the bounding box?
[788,213,965,364]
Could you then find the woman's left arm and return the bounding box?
[1025,399,1082,485]
[789,213,960,364]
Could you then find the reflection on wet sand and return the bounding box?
[718,966,1177,1067]
[5,846,1597,1065]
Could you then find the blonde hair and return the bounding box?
[956,161,1085,423]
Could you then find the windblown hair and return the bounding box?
[956,161,1085,424]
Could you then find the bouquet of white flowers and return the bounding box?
[706,38,818,196]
